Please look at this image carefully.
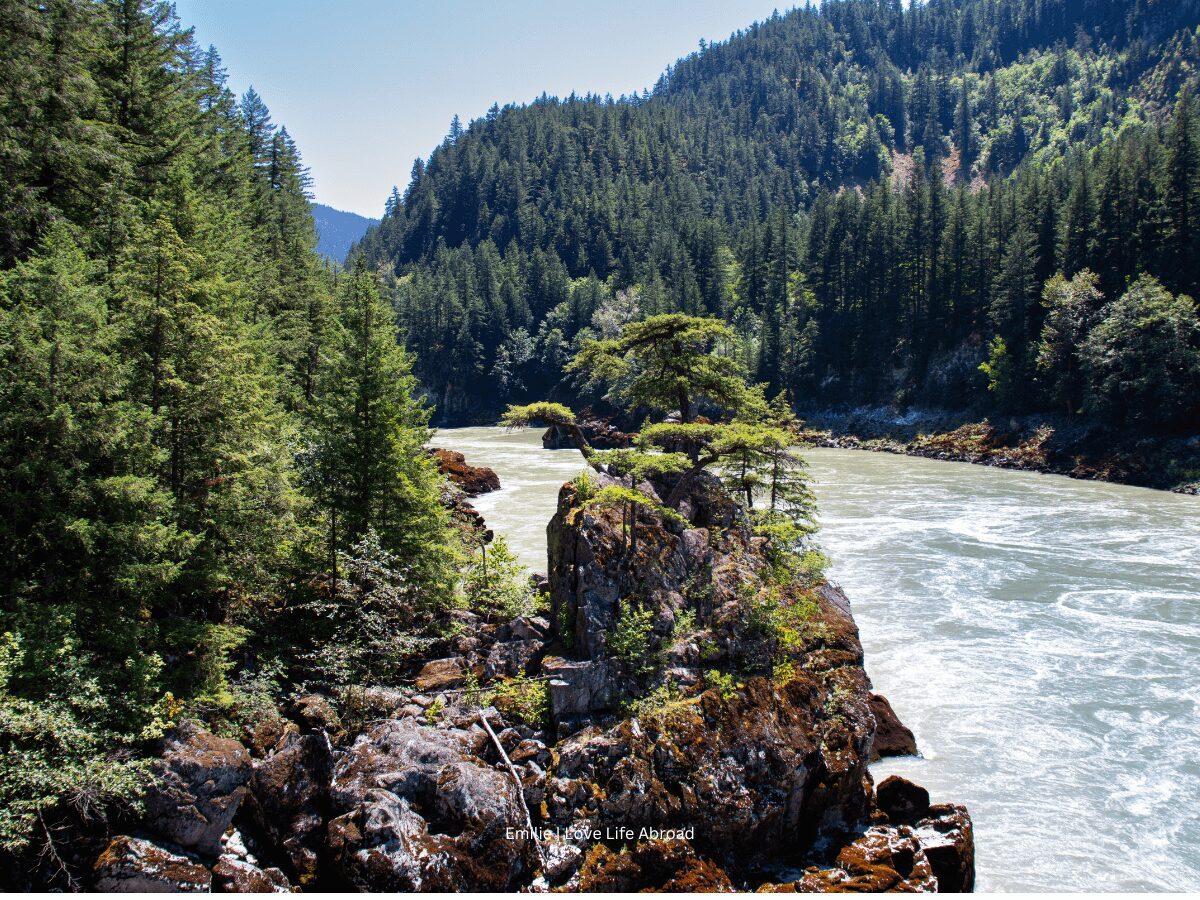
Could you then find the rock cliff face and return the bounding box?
[83,469,972,892]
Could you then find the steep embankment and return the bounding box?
[796,408,1200,494]
[79,463,971,892]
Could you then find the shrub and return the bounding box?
[573,468,597,503]
[0,631,159,854]
[670,609,698,644]
[624,681,697,729]
[296,529,441,685]
[463,535,540,621]
[607,604,656,672]
[704,669,743,701]
[772,659,798,686]
[424,696,445,724]
[491,675,548,728]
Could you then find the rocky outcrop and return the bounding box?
[88,463,972,893]
[93,836,211,893]
[575,839,735,891]
[245,732,333,887]
[430,448,501,496]
[211,857,291,893]
[325,719,532,891]
[542,409,634,451]
[537,466,973,889]
[796,406,1200,494]
[869,692,919,760]
[143,725,253,856]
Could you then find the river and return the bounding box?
[437,426,1200,892]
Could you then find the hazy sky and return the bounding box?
[174,1,790,217]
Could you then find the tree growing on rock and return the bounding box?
[502,314,817,547]
[566,313,750,424]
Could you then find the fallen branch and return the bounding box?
[478,710,547,872]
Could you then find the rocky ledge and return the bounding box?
[542,408,635,451]
[85,468,972,892]
[430,447,501,496]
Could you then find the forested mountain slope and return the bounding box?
[311,202,377,263]
[0,0,459,877]
[355,0,1200,430]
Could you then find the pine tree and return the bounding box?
[1162,88,1200,296]
[307,268,454,598]
[1036,269,1104,414]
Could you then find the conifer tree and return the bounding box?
[307,268,453,598]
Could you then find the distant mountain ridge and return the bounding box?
[354,0,1200,429]
[310,202,377,263]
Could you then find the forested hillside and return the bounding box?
[311,202,377,263]
[356,0,1200,430]
[0,0,460,878]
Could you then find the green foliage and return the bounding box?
[772,659,798,687]
[704,669,743,701]
[979,336,1018,407]
[584,485,685,527]
[572,468,597,502]
[567,313,749,421]
[462,535,540,621]
[743,582,823,657]
[353,0,1200,433]
[1037,271,1106,414]
[1080,276,1200,427]
[296,529,444,685]
[160,622,250,712]
[491,674,549,728]
[424,696,445,724]
[607,604,656,672]
[500,401,576,427]
[556,599,575,651]
[306,269,455,597]
[589,448,690,481]
[0,1,464,866]
[0,629,162,854]
[671,609,698,644]
[624,681,696,726]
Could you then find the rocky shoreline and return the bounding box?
[795,407,1200,494]
[61,457,973,892]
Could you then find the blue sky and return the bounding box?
[174,1,791,217]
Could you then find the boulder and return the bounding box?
[327,720,531,890]
[543,656,615,724]
[327,791,451,891]
[541,411,634,451]
[575,839,734,892]
[510,614,551,641]
[483,638,545,680]
[430,448,501,496]
[211,857,291,893]
[789,824,937,892]
[143,724,252,856]
[869,692,919,760]
[415,656,468,691]
[289,693,341,734]
[93,836,211,893]
[914,804,975,892]
[876,775,931,824]
[247,731,332,887]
